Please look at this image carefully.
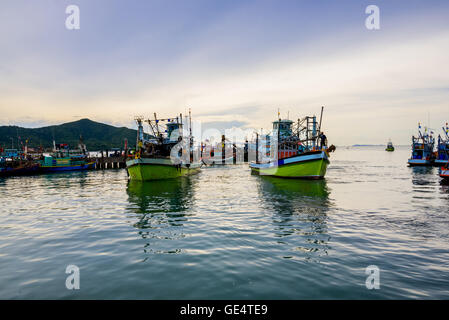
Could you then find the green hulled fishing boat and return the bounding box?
[386,140,395,152]
[250,107,333,179]
[126,111,201,181]
[127,157,200,180]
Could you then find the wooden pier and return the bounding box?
[92,156,127,169]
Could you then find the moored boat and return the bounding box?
[435,123,449,166]
[39,139,94,172]
[0,145,41,177]
[126,111,201,181]
[440,162,449,181]
[250,107,332,179]
[250,150,329,179]
[408,123,435,166]
[0,160,40,177]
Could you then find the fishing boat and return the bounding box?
[385,140,395,152]
[39,138,94,172]
[0,159,40,177]
[126,111,201,181]
[435,123,449,166]
[0,146,41,177]
[440,162,449,181]
[250,107,332,179]
[407,123,435,166]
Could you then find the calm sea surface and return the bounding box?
[0,146,448,299]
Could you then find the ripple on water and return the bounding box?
[0,148,449,298]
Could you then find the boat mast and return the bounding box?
[256,132,259,164]
[180,113,183,138]
[135,116,144,151]
[277,108,281,160]
[318,106,324,137]
[154,113,161,139]
[189,108,193,162]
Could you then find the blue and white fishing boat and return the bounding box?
[408,123,435,166]
[435,123,449,166]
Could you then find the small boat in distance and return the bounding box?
[200,135,235,165]
[435,123,449,166]
[386,140,395,152]
[408,123,435,166]
[250,107,333,179]
[126,111,201,181]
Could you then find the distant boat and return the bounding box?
[200,135,235,165]
[38,138,94,172]
[386,140,395,152]
[435,123,449,166]
[408,124,435,166]
[126,111,201,181]
[250,107,333,179]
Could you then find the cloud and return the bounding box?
[1,1,449,145]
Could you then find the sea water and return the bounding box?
[0,146,448,299]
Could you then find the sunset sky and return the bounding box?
[1,0,448,145]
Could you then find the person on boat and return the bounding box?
[319,132,327,148]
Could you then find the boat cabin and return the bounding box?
[272,119,293,138]
[166,121,183,143]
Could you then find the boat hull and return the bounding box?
[440,169,449,180]
[126,158,201,181]
[250,151,329,179]
[435,159,449,166]
[386,148,394,152]
[407,159,433,166]
[40,162,95,172]
[0,163,40,177]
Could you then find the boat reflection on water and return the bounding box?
[126,177,196,256]
[257,176,331,262]
[410,166,434,176]
[409,166,439,204]
[410,166,435,187]
[126,177,195,222]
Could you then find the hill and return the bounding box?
[0,119,138,151]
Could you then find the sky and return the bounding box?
[0,0,448,145]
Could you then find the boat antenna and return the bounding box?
[318,106,324,135]
[189,108,192,137]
